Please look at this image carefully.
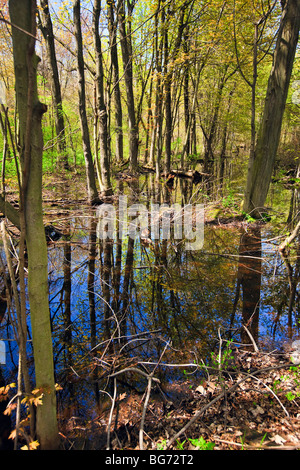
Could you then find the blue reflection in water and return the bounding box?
[0,214,298,416]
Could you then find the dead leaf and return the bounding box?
[250,405,264,417]
[207,381,216,393]
[195,385,206,395]
[270,434,286,445]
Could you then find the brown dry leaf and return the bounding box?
[271,434,287,445]
[250,405,264,417]
[207,381,216,393]
[4,402,17,415]
[21,441,40,451]
[195,384,206,395]
[9,429,16,440]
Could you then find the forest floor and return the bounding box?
[60,347,300,451]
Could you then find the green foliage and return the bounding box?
[222,191,239,210]
[241,211,256,222]
[189,437,215,450]
[176,439,186,450]
[157,439,167,450]
[272,365,300,402]
[157,436,215,450]
[210,339,235,371]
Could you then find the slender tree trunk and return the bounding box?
[117,0,139,171]
[154,1,164,177]
[183,28,191,157]
[203,68,227,175]
[9,0,59,450]
[164,11,172,175]
[73,0,100,204]
[243,0,300,218]
[148,2,163,168]
[93,0,112,196]
[39,0,69,169]
[219,87,234,188]
[164,2,189,173]
[107,0,124,164]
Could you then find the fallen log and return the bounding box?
[166,169,210,184]
[0,195,20,230]
[279,220,300,255]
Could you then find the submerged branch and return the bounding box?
[279,220,300,255]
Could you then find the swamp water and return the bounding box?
[0,176,299,419]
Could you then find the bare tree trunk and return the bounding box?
[243,0,300,218]
[93,0,112,196]
[9,0,59,450]
[203,67,227,176]
[38,0,69,170]
[148,3,163,169]
[117,0,139,171]
[151,0,164,176]
[107,0,123,164]
[164,2,190,173]
[73,0,100,204]
[163,9,172,176]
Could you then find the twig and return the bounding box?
[139,340,170,450]
[0,14,40,41]
[14,353,22,450]
[166,379,241,448]
[109,367,160,383]
[279,220,300,254]
[248,373,290,417]
[106,377,117,450]
[242,324,259,352]
[139,376,152,450]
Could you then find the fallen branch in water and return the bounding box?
[279,220,300,255]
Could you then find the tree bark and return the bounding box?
[148,1,163,169]
[93,0,112,196]
[164,2,190,173]
[73,0,100,204]
[9,0,59,450]
[243,0,300,218]
[39,0,69,169]
[107,0,124,164]
[117,0,139,171]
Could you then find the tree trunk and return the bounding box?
[73,0,100,204]
[93,0,112,196]
[148,2,163,169]
[9,0,59,450]
[117,0,139,171]
[203,67,227,176]
[39,0,69,170]
[107,0,124,164]
[164,15,172,175]
[243,0,300,218]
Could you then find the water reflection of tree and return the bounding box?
[234,227,262,349]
